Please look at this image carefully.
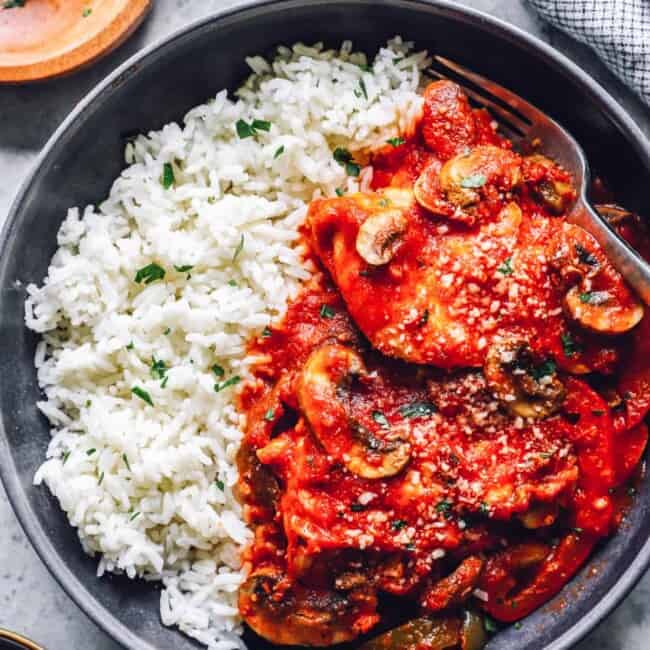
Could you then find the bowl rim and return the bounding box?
[1,1,650,649]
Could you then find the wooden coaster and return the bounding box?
[0,0,152,83]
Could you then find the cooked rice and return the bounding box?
[25,38,430,648]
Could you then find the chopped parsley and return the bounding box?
[435,501,454,519]
[82,7,92,17]
[135,263,165,285]
[264,408,275,421]
[126,341,134,350]
[150,357,167,380]
[212,364,225,378]
[273,145,285,159]
[391,519,407,531]
[572,527,584,535]
[319,304,335,319]
[129,511,141,521]
[628,487,637,496]
[62,450,71,465]
[122,453,131,471]
[335,187,345,197]
[484,616,498,634]
[386,137,405,147]
[132,386,153,406]
[350,503,366,512]
[215,478,225,491]
[164,327,171,335]
[161,376,169,389]
[232,234,245,262]
[358,79,368,100]
[561,332,582,357]
[333,147,361,177]
[497,257,513,276]
[98,471,105,485]
[236,118,271,138]
[174,264,193,272]
[460,173,486,189]
[214,376,241,392]
[162,162,175,189]
[372,411,389,428]
[399,401,436,418]
[262,326,272,338]
[86,448,96,456]
[228,280,237,287]
[2,0,25,8]
[514,622,522,630]
[358,63,373,72]
[575,244,599,266]
[530,359,556,380]
[479,502,490,515]
[418,309,429,327]
[579,291,610,305]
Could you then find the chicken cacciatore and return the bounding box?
[236,80,650,648]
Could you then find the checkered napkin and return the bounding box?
[528,0,650,105]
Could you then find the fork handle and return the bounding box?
[569,198,650,306]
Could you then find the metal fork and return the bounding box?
[428,56,650,305]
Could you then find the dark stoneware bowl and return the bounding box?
[1,1,649,649]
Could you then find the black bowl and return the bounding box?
[1,1,650,649]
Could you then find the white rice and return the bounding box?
[24,38,429,648]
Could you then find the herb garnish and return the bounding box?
[122,453,131,471]
[215,478,225,491]
[214,376,241,392]
[335,187,345,197]
[164,327,171,336]
[86,448,96,456]
[497,258,513,276]
[479,502,490,515]
[232,234,245,262]
[399,401,436,418]
[333,147,361,177]
[261,326,272,337]
[530,359,556,380]
[372,411,389,428]
[264,408,275,421]
[391,519,407,531]
[460,173,486,189]
[561,332,582,357]
[418,309,429,327]
[82,7,92,17]
[98,471,105,485]
[484,616,498,634]
[174,264,193,272]
[319,304,335,319]
[129,511,141,521]
[135,263,165,285]
[236,119,272,138]
[350,503,366,512]
[162,162,175,189]
[212,364,225,378]
[132,386,153,406]
[62,450,71,465]
[150,357,167,380]
[126,341,134,350]
[358,63,373,72]
[358,79,368,100]
[386,137,405,147]
[435,500,453,518]
[274,145,284,159]
[579,291,610,305]
[2,0,25,9]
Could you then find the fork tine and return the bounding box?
[427,68,529,138]
[434,55,548,126]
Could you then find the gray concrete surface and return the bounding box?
[1,1,649,648]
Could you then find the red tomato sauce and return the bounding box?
[236,80,650,647]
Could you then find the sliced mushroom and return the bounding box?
[564,285,643,335]
[421,556,485,612]
[484,337,565,419]
[525,154,576,215]
[438,145,522,208]
[356,209,408,265]
[595,203,638,226]
[298,344,411,479]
